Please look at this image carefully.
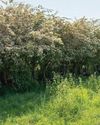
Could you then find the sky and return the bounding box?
[1,0,100,19]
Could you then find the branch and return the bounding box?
[0,0,13,5]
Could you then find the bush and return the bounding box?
[0,3,100,91]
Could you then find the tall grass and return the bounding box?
[0,76,100,125]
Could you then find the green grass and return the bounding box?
[0,76,100,125]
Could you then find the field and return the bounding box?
[0,76,100,125]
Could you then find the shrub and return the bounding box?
[0,3,100,91]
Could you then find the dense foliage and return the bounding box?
[0,4,100,91]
